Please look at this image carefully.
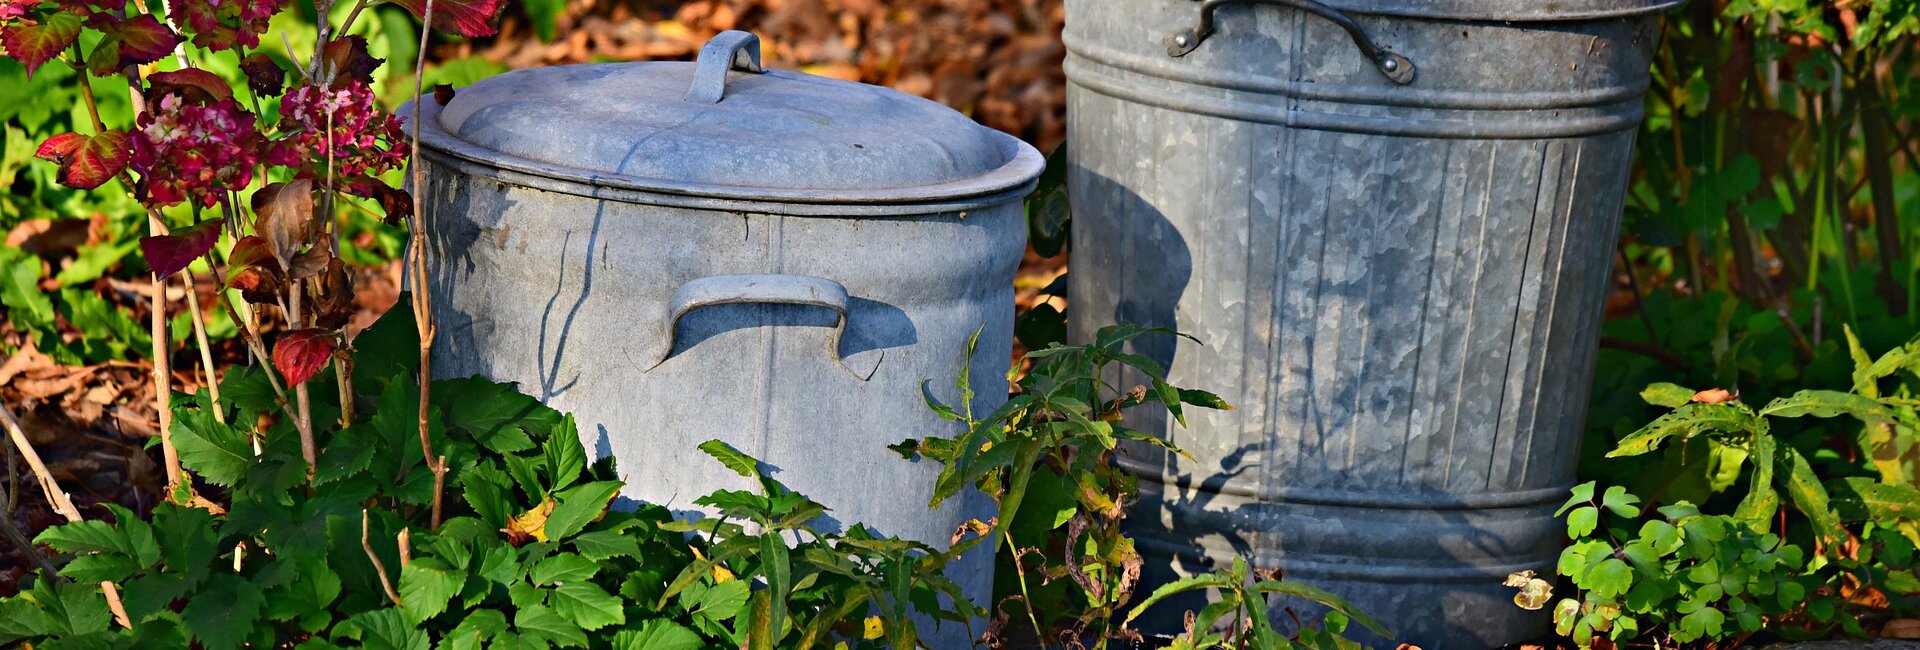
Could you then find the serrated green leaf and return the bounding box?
[1558,482,1596,516]
[530,553,599,586]
[182,574,264,650]
[1782,446,1844,548]
[548,581,624,631]
[545,415,587,492]
[398,558,461,625]
[435,377,555,452]
[171,408,254,485]
[611,619,704,650]
[516,604,588,648]
[570,529,642,562]
[544,481,621,541]
[444,609,508,650]
[338,607,429,650]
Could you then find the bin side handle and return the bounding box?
[646,273,879,381]
[1165,0,1415,85]
[685,30,767,104]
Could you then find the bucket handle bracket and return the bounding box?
[685,30,767,104]
[646,273,880,381]
[1166,0,1415,85]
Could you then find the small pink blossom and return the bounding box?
[131,94,263,207]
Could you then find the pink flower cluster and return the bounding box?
[131,94,263,207]
[268,81,408,178]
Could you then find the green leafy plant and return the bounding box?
[0,303,983,649]
[1550,483,1807,647]
[1121,556,1388,650]
[1544,327,1920,645]
[900,325,1378,648]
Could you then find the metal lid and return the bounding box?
[429,31,1041,204]
[1325,0,1684,20]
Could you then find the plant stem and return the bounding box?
[0,402,133,628]
[411,0,445,529]
[289,280,316,480]
[182,269,224,424]
[361,509,404,606]
[1005,530,1047,645]
[145,212,181,491]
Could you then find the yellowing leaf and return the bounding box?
[503,498,556,544]
[690,547,735,583]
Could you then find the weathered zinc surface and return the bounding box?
[406,32,1043,645]
[1064,1,1674,646]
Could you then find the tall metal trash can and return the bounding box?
[409,31,1043,646]
[1063,1,1674,645]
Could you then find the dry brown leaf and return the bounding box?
[1884,619,1920,638]
[1691,388,1735,403]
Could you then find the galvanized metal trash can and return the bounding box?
[1063,1,1674,646]
[408,31,1043,641]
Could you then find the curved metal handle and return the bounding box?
[1165,0,1415,85]
[646,274,879,381]
[685,30,767,104]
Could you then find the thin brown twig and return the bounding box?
[397,527,412,568]
[0,401,133,628]
[182,269,224,424]
[362,509,403,606]
[411,0,446,529]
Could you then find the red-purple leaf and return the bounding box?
[1,10,84,79]
[139,220,222,277]
[387,0,505,37]
[239,52,284,97]
[318,35,379,86]
[86,13,179,76]
[251,179,315,270]
[36,130,129,190]
[148,68,233,104]
[272,329,336,385]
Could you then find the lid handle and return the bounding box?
[685,30,767,104]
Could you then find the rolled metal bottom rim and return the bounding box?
[1131,533,1553,582]
[1125,459,1573,510]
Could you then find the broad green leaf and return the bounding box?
[1640,382,1696,408]
[337,608,429,650]
[1601,486,1642,518]
[1732,436,1779,526]
[1830,477,1920,523]
[1567,506,1600,538]
[548,581,624,631]
[170,408,253,485]
[611,620,704,650]
[543,481,621,541]
[570,529,641,562]
[444,609,508,650]
[515,605,588,648]
[1783,446,1844,548]
[434,376,553,452]
[398,558,461,625]
[530,553,599,586]
[1759,390,1898,426]
[544,415,587,492]
[1586,558,1634,598]
[698,439,760,479]
[1252,579,1392,638]
[760,534,792,643]
[1558,482,1597,516]
[1122,572,1237,624]
[1608,404,1764,458]
[182,574,264,650]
